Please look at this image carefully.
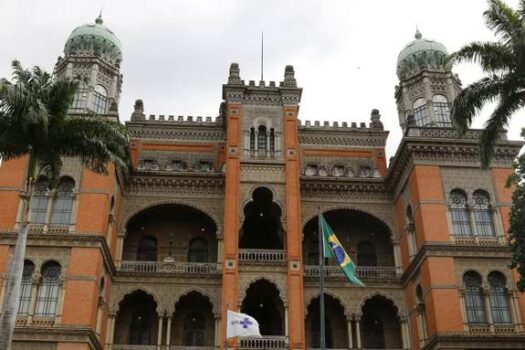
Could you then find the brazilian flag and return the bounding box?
[320,214,365,287]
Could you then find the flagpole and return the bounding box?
[318,208,326,350]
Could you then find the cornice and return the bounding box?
[125,172,225,196]
[424,331,525,350]
[126,123,225,142]
[14,324,103,350]
[299,128,389,148]
[300,177,391,202]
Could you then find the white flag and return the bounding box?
[226,310,261,338]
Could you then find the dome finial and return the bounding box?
[415,26,422,40]
[95,9,103,25]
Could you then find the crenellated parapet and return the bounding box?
[222,63,302,106]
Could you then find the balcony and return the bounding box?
[238,249,286,264]
[119,261,221,275]
[239,336,288,349]
[304,265,398,280]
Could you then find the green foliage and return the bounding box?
[0,60,128,188]
[507,129,525,291]
[450,0,525,168]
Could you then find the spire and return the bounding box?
[415,27,422,40]
[95,10,103,25]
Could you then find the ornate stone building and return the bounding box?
[1,16,525,350]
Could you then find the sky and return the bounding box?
[1,0,524,159]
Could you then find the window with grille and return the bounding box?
[488,272,512,324]
[413,98,431,126]
[432,95,452,127]
[269,128,275,151]
[184,313,205,346]
[249,128,255,150]
[91,85,108,114]
[357,241,377,266]
[450,190,472,236]
[188,238,208,262]
[258,125,267,151]
[406,205,417,257]
[473,191,496,237]
[70,87,87,112]
[30,180,49,224]
[18,260,35,315]
[50,178,75,225]
[129,311,152,345]
[137,236,157,261]
[35,261,61,317]
[463,272,486,324]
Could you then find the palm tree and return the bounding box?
[450,0,525,168]
[0,60,128,350]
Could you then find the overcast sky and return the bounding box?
[1,0,524,159]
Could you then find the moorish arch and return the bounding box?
[111,287,163,314]
[240,275,287,306]
[302,208,395,267]
[239,187,285,249]
[122,200,222,236]
[359,293,404,349]
[303,289,349,318]
[173,287,220,316]
[305,293,349,349]
[123,203,219,263]
[240,279,286,336]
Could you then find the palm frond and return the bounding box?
[450,41,516,72]
[479,90,525,168]
[484,0,522,45]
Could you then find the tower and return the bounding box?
[395,29,461,130]
[54,14,123,118]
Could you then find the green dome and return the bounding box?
[64,15,122,63]
[396,30,449,79]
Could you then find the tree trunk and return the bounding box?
[0,194,30,350]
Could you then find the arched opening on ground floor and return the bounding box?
[361,295,402,349]
[305,294,348,349]
[241,279,285,335]
[114,290,158,345]
[171,291,215,346]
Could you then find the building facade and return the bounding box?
[1,16,525,350]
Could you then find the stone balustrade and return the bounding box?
[239,335,288,349]
[119,261,221,275]
[238,249,286,263]
[112,345,157,350]
[303,265,397,279]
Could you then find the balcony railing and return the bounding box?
[239,336,288,349]
[452,235,503,246]
[238,249,286,263]
[120,261,221,275]
[169,347,216,350]
[112,346,157,350]
[304,265,398,279]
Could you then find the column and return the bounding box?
[157,316,164,349]
[215,316,220,348]
[355,315,362,349]
[400,317,411,350]
[458,289,468,331]
[346,317,354,349]
[42,193,53,233]
[105,314,115,350]
[115,232,125,269]
[483,291,494,332]
[26,279,38,324]
[511,291,523,331]
[285,305,289,337]
[393,240,403,275]
[217,238,224,264]
[55,278,66,324]
[166,315,172,347]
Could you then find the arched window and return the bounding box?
[432,95,451,127]
[463,271,486,324]
[258,125,267,151]
[184,313,205,346]
[30,179,49,224]
[35,261,61,317]
[450,190,472,236]
[488,272,512,324]
[50,178,75,225]
[357,241,377,266]
[18,260,35,315]
[413,98,431,127]
[269,128,275,152]
[249,127,255,151]
[188,238,208,262]
[137,236,157,261]
[129,311,152,345]
[91,85,108,114]
[307,240,319,265]
[363,314,385,349]
[70,85,87,112]
[473,191,496,237]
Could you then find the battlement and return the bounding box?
[299,109,385,131]
[129,99,223,125]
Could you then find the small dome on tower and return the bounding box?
[396,29,449,79]
[64,14,122,63]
